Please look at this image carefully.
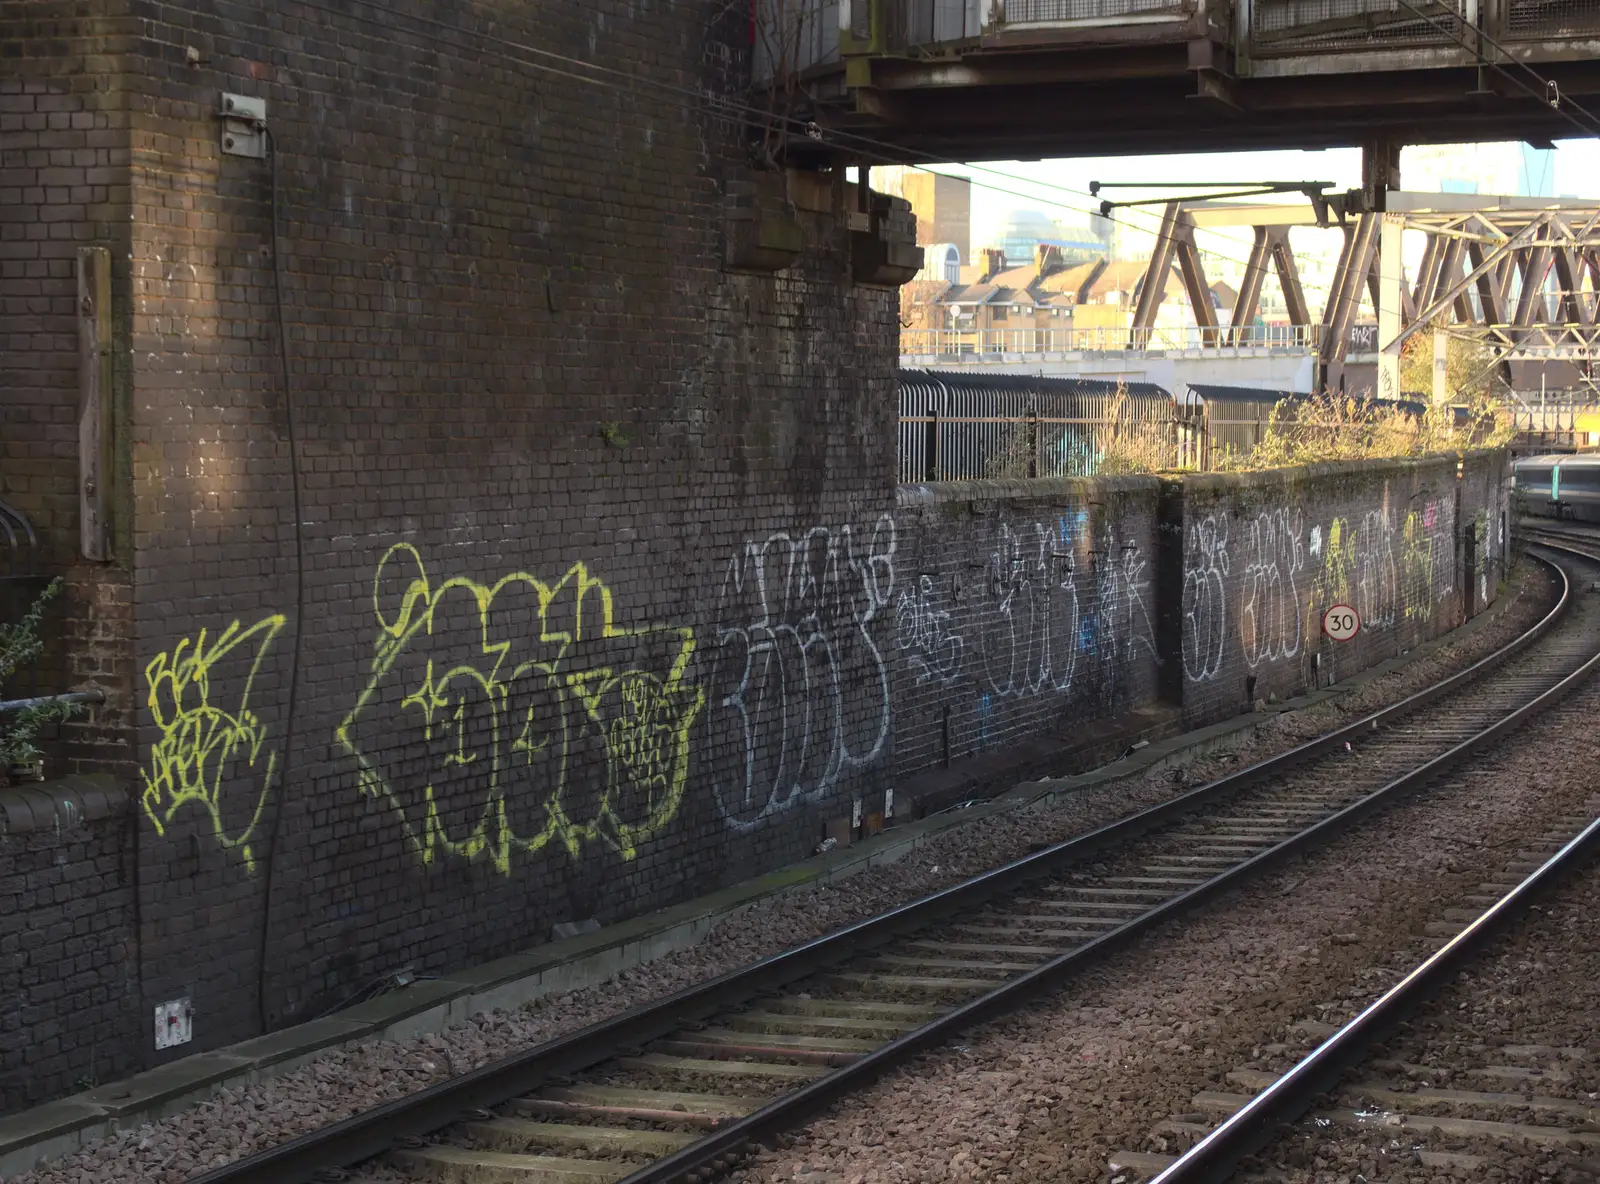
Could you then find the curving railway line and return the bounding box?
[187,534,1600,1184]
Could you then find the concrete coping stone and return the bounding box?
[1178,447,1503,496]
[0,572,1525,1179]
[0,773,126,835]
[74,1052,260,1120]
[897,473,1161,507]
[896,449,1505,513]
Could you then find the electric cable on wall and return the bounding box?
[254,124,310,1034]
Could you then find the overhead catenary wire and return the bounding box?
[1388,0,1600,138]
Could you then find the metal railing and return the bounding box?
[1001,0,1189,24]
[899,324,1322,357]
[756,0,1599,79]
[1509,400,1600,432]
[899,371,1195,481]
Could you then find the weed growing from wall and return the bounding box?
[0,578,79,783]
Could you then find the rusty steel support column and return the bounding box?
[1318,214,1378,391]
[1231,226,1272,342]
[1362,135,1401,214]
[1271,230,1311,329]
[1131,201,1184,341]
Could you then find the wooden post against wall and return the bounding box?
[77,246,112,561]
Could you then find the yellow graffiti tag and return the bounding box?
[1401,510,1435,621]
[140,615,287,873]
[336,543,703,874]
[1322,517,1353,606]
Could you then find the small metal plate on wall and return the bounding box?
[220,93,266,158]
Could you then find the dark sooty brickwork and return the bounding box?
[0,779,138,1114]
[891,477,1163,782]
[1176,453,1512,725]
[2,0,1512,1114]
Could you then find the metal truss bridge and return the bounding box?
[900,192,1600,398]
[757,0,1600,163]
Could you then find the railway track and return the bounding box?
[1123,794,1600,1184]
[190,543,1600,1184]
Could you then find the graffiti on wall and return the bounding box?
[980,519,1082,699]
[140,614,288,873]
[1087,525,1159,671]
[336,544,703,874]
[1399,500,1447,621]
[892,513,1155,720]
[1182,515,1230,682]
[896,574,963,685]
[1184,492,1461,686]
[1319,511,1401,630]
[707,516,896,831]
[1238,508,1305,668]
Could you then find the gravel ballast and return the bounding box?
[1238,830,1600,1183]
[5,562,1556,1184]
[719,642,1600,1182]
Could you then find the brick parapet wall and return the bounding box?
[1175,449,1511,725]
[0,776,138,1113]
[113,0,900,1044]
[890,476,1164,783]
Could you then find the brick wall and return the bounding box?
[890,477,1163,783]
[1,0,1518,1113]
[1176,451,1510,726]
[113,0,902,1044]
[0,4,139,777]
[0,778,138,1112]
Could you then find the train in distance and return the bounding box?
[1514,453,1600,523]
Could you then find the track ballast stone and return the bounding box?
[5,563,1553,1184]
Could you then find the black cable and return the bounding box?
[255,124,310,1035]
[1420,0,1600,132]
[1390,0,1600,138]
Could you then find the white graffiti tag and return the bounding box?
[896,575,963,684]
[981,521,1080,699]
[1182,514,1230,682]
[708,516,895,831]
[1239,508,1305,668]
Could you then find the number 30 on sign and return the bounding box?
[1323,604,1361,641]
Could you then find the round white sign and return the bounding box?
[1323,604,1361,641]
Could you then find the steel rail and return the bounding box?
[1149,647,1600,1179]
[187,549,1579,1184]
[619,548,1594,1184]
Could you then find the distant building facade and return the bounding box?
[998,208,1111,268]
[1405,142,1556,199]
[900,245,1197,351]
[878,167,973,262]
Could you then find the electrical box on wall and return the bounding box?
[154,997,193,1050]
[220,93,266,159]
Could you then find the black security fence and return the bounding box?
[898,371,1195,482]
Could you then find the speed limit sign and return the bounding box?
[1323,604,1361,641]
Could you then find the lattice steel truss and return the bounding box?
[1381,206,1600,397]
[1130,200,1600,398]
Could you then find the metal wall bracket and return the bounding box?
[220,93,267,159]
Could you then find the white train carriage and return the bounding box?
[1515,454,1600,522]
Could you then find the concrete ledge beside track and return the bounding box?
[0,563,1538,1180]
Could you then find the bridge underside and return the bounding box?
[801,59,1600,161]
[764,0,1600,164]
